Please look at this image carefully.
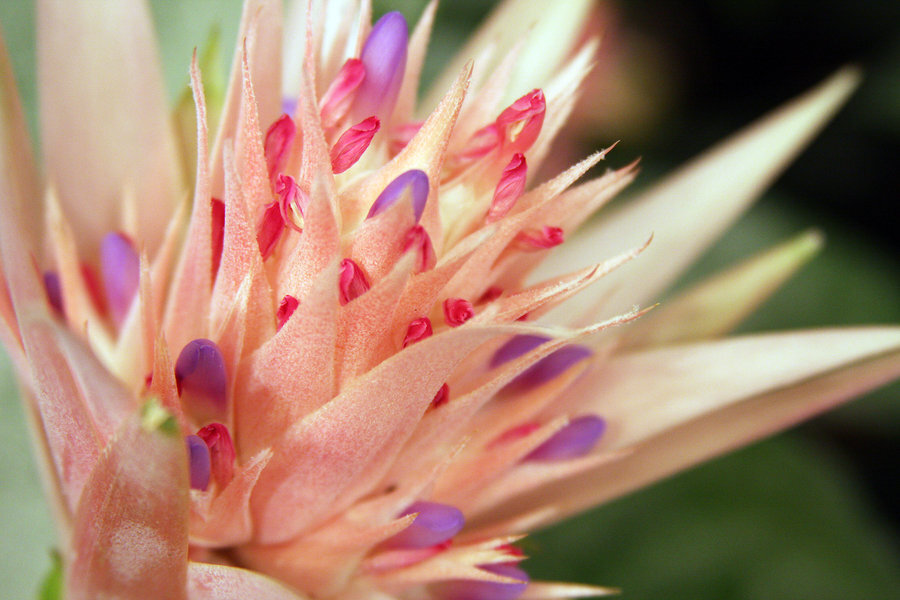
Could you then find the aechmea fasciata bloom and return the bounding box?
[1,1,899,599]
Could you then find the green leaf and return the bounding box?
[37,551,62,600]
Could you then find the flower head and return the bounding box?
[1,1,899,598]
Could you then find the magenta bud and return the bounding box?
[186,434,211,491]
[436,563,530,600]
[100,232,140,325]
[354,11,408,121]
[367,169,429,222]
[526,415,606,461]
[387,501,465,548]
[43,271,64,315]
[490,335,551,368]
[196,423,235,488]
[175,339,228,424]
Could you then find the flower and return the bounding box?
[0,0,898,598]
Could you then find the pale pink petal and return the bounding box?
[236,260,339,456]
[210,145,275,355]
[190,449,272,547]
[211,0,282,197]
[520,582,620,598]
[67,403,188,599]
[164,55,213,354]
[621,230,823,349]
[239,514,415,596]
[250,323,539,543]
[187,562,307,600]
[537,68,861,322]
[424,0,593,110]
[236,47,275,216]
[0,30,40,254]
[37,0,180,258]
[391,0,438,127]
[472,327,900,530]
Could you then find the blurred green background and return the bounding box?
[1,1,898,598]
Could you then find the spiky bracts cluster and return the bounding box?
[1,1,899,599]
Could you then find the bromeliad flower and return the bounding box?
[1,0,899,598]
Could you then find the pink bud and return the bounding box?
[264,114,296,182]
[211,197,225,280]
[339,258,370,305]
[402,225,437,272]
[256,202,285,260]
[330,116,381,173]
[496,89,545,153]
[277,295,299,331]
[515,226,564,250]
[430,383,450,409]
[443,298,474,327]
[275,174,308,232]
[197,423,236,487]
[320,58,366,129]
[487,153,527,222]
[403,317,433,347]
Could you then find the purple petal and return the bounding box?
[387,501,465,548]
[435,563,530,600]
[281,96,297,117]
[186,435,211,491]
[509,345,593,389]
[354,11,408,121]
[43,271,64,315]
[490,334,550,368]
[100,232,140,325]
[526,415,606,461]
[367,169,429,222]
[174,339,228,424]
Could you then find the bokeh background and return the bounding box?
[1,0,898,598]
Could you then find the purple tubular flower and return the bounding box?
[387,501,465,548]
[100,231,140,325]
[174,339,228,424]
[436,563,530,600]
[281,96,297,117]
[354,11,408,121]
[43,271,64,315]
[490,334,551,368]
[510,345,593,389]
[491,335,593,389]
[367,169,429,222]
[186,435,211,491]
[526,415,607,461]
